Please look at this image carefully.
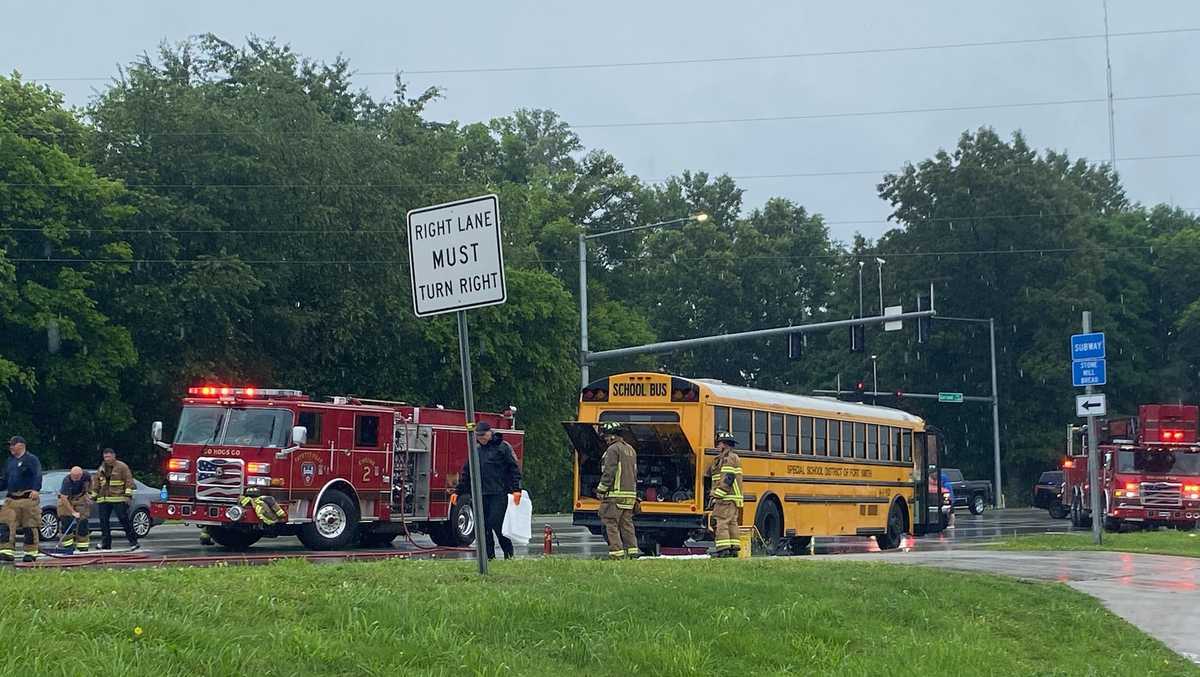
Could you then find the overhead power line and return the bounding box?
[2,150,1198,192]
[26,27,1200,81]
[5,244,1195,266]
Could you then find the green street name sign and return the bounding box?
[938,392,964,403]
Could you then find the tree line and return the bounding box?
[2,35,1197,507]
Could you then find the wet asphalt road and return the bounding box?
[131,507,1075,560]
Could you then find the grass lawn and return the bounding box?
[989,529,1200,558]
[0,557,1192,676]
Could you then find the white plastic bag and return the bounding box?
[501,490,532,545]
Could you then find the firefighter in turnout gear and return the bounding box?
[57,466,93,553]
[707,431,744,557]
[92,448,140,551]
[1,436,43,562]
[595,421,639,559]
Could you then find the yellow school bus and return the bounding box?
[564,372,948,554]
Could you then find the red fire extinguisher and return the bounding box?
[543,524,554,555]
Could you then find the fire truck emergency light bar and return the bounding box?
[188,386,305,398]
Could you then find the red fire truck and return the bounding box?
[149,386,523,550]
[1062,404,1200,531]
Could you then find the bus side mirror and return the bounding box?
[292,426,308,446]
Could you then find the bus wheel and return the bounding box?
[753,501,784,555]
[876,501,906,550]
[656,530,689,549]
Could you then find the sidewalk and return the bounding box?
[841,549,1200,663]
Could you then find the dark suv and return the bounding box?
[1033,470,1067,518]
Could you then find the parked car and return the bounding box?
[0,469,163,542]
[1033,470,1068,519]
[941,468,993,515]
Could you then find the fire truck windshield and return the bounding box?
[1117,449,1200,475]
[174,406,293,448]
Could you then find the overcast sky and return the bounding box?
[6,1,1198,242]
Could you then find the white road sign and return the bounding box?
[407,194,506,317]
[1076,393,1107,418]
[884,305,903,332]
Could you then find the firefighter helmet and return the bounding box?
[599,421,623,435]
[715,431,738,447]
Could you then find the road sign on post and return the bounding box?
[937,392,964,403]
[407,194,506,318]
[1076,393,1107,417]
[1075,315,1103,546]
[407,194,507,575]
[883,305,903,331]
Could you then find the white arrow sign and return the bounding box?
[1076,393,1107,418]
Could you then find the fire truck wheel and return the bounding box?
[208,526,262,551]
[430,496,476,547]
[298,489,360,550]
[1049,502,1069,520]
[1103,517,1122,532]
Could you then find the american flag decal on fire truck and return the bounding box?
[196,457,244,502]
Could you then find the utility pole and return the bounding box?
[1103,0,1118,171]
[1083,311,1103,545]
[857,261,865,318]
[870,355,879,406]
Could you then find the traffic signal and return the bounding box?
[788,332,805,360]
[917,295,932,344]
[849,324,865,353]
[894,389,904,400]
[854,380,867,401]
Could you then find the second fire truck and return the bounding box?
[150,386,523,550]
[1063,404,1200,531]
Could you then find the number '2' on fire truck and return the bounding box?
[149,387,523,550]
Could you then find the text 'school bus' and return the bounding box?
[564,373,947,554]
[151,386,522,551]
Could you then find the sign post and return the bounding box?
[1071,319,1104,545]
[408,194,506,575]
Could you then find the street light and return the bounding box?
[578,213,709,386]
[875,257,886,314]
[870,354,878,405]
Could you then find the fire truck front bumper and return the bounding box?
[1110,505,1200,524]
[152,499,291,526]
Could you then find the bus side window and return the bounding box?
[902,430,912,462]
[800,416,813,455]
[854,422,866,458]
[842,421,854,458]
[770,413,784,453]
[754,411,768,452]
[732,409,752,450]
[785,415,798,454]
[881,426,892,461]
[814,419,827,456]
[828,419,841,457]
[866,424,878,460]
[713,406,730,434]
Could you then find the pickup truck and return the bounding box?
[941,468,993,514]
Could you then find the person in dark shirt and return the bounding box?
[452,422,522,560]
[1,435,43,562]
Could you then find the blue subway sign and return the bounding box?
[1071,332,1105,360]
[1072,359,1106,387]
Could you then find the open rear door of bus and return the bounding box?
[562,422,699,505]
[913,429,946,536]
